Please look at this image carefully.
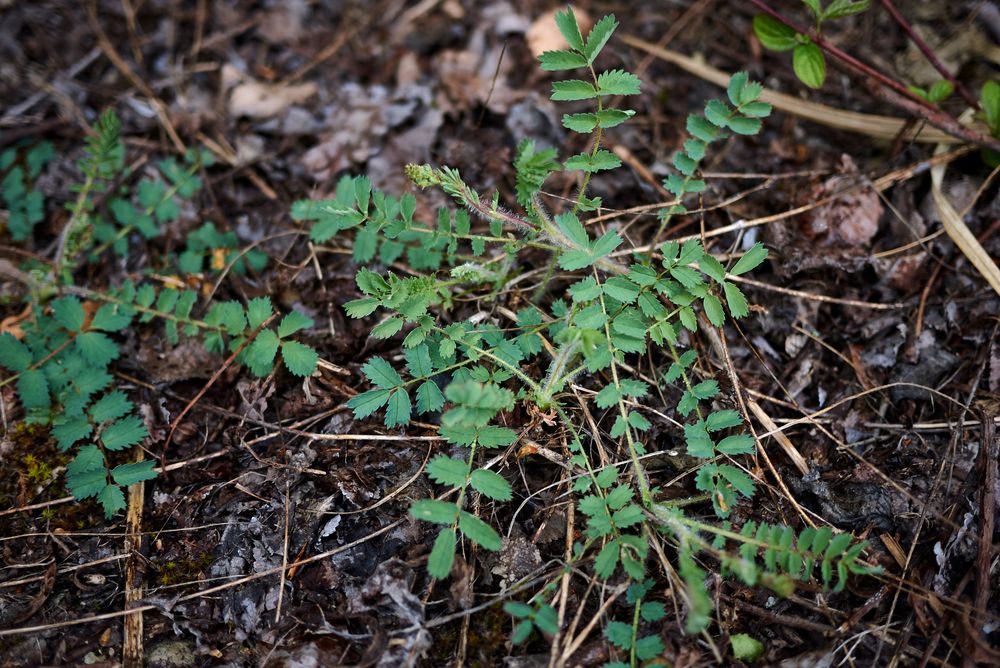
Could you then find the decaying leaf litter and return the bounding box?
[1,1,999,666]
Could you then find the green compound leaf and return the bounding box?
[99,415,148,451]
[470,468,512,501]
[89,390,133,423]
[753,14,798,51]
[111,460,159,486]
[280,340,318,377]
[427,528,457,579]
[458,510,502,550]
[793,41,826,89]
[277,309,313,338]
[538,49,588,71]
[18,369,50,409]
[90,303,132,332]
[346,388,391,419]
[361,356,403,389]
[427,456,468,487]
[0,332,31,372]
[551,79,598,101]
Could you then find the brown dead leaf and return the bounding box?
[227,69,317,119]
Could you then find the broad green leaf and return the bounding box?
[0,332,31,371]
[723,281,750,318]
[595,108,635,129]
[719,464,755,497]
[551,79,598,101]
[347,388,391,418]
[604,276,639,303]
[416,380,445,414]
[66,467,108,500]
[53,416,92,450]
[793,42,826,88]
[385,389,411,427]
[111,460,158,487]
[89,391,132,423]
[280,340,318,377]
[596,69,641,96]
[716,434,756,455]
[90,303,132,332]
[729,115,762,135]
[687,114,722,142]
[563,149,622,172]
[555,6,585,51]
[470,469,512,501]
[371,317,404,339]
[427,528,456,579]
[344,297,379,319]
[703,294,726,327]
[246,296,273,329]
[539,50,588,71]
[983,81,1000,132]
[458,510,502,550]
[427,456,468,487]
[562,112,599,133]
[97,484,126,518]
[245,329,280,377]
[361,357,403,388]
[583,14,618,63]
[99,415,148,451]
[706,409,743,432]
[277,309,313,337]
[822,0,870,21]
[569,277,602,302]
[410,499,458,525]
[594,540,619,578]
[753,14,798,51]
[604,620,633,649]
[52,296,85,332]
[477,425,517,448]
[18,369,49,409]
[595,384,621,409]
[555,211,590,248]
[75,332,119,366]
[591,230,623,258]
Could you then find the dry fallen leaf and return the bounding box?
[526,6,591,59]
[227,74,317,119]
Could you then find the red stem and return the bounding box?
[748,0,935,110]
[879,0,979,109]
[748,0,1000,152]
